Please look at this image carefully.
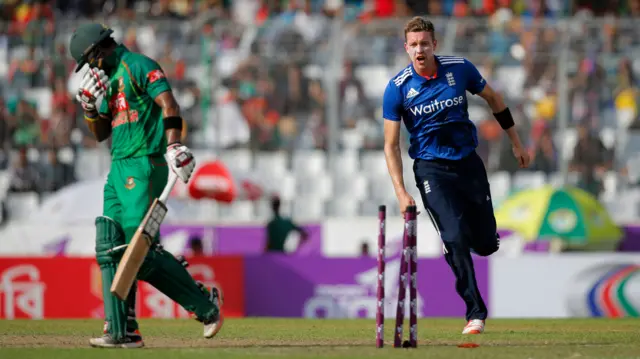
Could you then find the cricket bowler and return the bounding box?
[69,23,223,348]
[382,17,530,334]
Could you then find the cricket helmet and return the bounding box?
[69,23,114,72]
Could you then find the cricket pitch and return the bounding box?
[1,318,639,358]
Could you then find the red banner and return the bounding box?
[0,256,245,319]
[136,256,245,319]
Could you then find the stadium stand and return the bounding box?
[1,0,640,224]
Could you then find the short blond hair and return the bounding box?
[404,16,435,41]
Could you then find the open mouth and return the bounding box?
[416,55,425,62]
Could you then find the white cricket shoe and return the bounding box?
[462,319,485,334]
[89,331,144,348]
[203,285,224,339]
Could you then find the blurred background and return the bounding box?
[1,0,640,321]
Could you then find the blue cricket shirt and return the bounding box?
[382,55,487,161]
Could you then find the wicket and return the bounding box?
[376,205,418,348]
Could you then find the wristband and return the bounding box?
[84,113,99,122]
[493,107,515,130]
[163,116,183,130]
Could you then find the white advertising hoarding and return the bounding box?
[490,254,640,318]
[322,214,444,258]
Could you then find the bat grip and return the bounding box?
[159,170,178,204]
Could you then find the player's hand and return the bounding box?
[512,145,530,168]
[397,190,419,216]
[167,142,196,183]
[76,67,109,111]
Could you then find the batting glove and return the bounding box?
[76,67,109,111]
[166,142,196,183]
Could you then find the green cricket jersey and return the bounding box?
[265,215,298,252]
[99,45,171,160]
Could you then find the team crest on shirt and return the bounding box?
[446,72,456,87]
[147,69,165,84]
[125,177,136,190]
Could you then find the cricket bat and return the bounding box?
[110,170,178,301]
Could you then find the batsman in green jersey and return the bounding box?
[70,23,223,348]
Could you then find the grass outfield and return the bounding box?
[1,318,639,358]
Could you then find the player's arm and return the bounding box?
[153,92,182,144]
[465,59,529,167]
[382,82,411,202]
[136,57,196,183]
[476,84,525,151]
[153,88,195,183]
[292,222,309,243]
[85,103,112,142]
[384,120,406,194]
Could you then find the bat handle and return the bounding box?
[159,170,178,204]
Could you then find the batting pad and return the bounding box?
[95,216,129,340]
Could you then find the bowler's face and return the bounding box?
[404,31,437,70]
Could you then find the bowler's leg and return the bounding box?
[414,161,488,324]
[462,153,500,257]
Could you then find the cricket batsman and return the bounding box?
[382,17,530,334]
[69,23,223,348]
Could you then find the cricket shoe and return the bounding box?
[462,319,485,334]
[202,284,224,339]
[188,281,224,320]
[89,330,144,348]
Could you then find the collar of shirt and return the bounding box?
[107,44,130,66]
[411,57,440,81]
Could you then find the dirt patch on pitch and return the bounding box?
[0,335,87,348]
[0,335,373,349]
[146,338,374,348]
[0,335,624,350]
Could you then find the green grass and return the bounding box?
[1,318,640,358]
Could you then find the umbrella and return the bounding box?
[495,185,623,247]
[173,159,265,203]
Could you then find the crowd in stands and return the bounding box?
[0,0,639,220]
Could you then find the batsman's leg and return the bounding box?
[116,155,223,338]
[90,216,144,348]
[127,282,141,335]
[137,247,224,338]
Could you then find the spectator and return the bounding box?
[264,196,308,253]
[40,148,75,192]
[305,79,327,150]
[187,235,205,257]
[570,123,613,196]
[614,57,639,130]
[0,97,13,168]
[360,241,370,257]
[8,146,39,193]
[340,61,372,129]
[8,46,46,91]
[47,43,72,85]
[20,0,55,50]
[7,97,40,147]
[529,124,558,174]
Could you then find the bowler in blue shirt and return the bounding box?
[382,16,530,335]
